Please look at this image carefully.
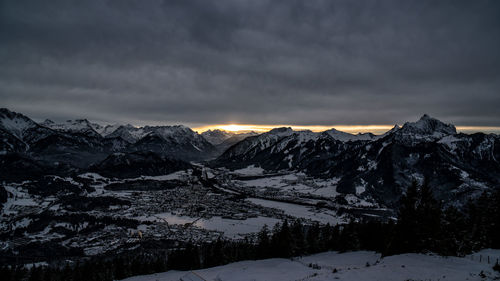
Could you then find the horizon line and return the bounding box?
[192,124,500,135]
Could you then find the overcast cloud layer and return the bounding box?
[1,0,500,127]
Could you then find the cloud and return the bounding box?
[1,0,499,126]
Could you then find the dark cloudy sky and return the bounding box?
[1,0,500,127]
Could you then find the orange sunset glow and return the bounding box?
[193,124,500,135]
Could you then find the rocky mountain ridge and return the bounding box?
[2,108,499,208]
[213,115,500,207]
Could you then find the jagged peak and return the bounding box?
[322,128,374,142]
[202,129,234,135]
[42,119,55,125]
[0,107,17,116]
[324,127,351,134]
[71,118,90,123]
[142,124,192,131]
[390,124,400,130]
[204,129,223,133]
[268,127,294,135]
[382,124,400,135]
[323,128,353,137]
[356,132,375,137]
[401,114,456,136]
[107,123,208,145]
[0,108,32,121]
[0,108,39,138]
[122,124,136,129]
[41,118,102,136]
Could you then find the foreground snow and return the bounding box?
[123,250,500,281]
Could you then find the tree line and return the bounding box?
[2,180,500,280]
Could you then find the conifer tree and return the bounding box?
[291,220,306,256]
[256,225,271,259]
[28,265,42,281]
[415,179,442,251]
[271,220,293,257]
[306,222,320,254]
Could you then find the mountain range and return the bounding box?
[0,108,216,179]
[201,129,260,153]
[1,108,499,207]
[212,114,500,207]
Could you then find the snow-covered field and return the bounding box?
[233,165,265,176]
[234,172,341,198]
[195,216,281,238]
[123,249,500,281]
[134,212,280,238]
[247,198,344,225]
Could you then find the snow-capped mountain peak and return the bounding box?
[375,125,400,139]
[201,129,235,145]
[106,124,147,143]
[388,124,401,133]
[94,124,121,137]
[41,118,102,137]
[40,118,123,137]
[42,119,55,125]
[149,125,197,140]
[268,127,295,137]
[399,114,456,138]
[0,108,39,139]
[322,128,374,142]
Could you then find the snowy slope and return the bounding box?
[201,130,260,155]
[106,124,147,143]
[323,128,375,142]
[0,108,61,150]
[123,250,500,281]
[0,108,39,139]
[217,127,302,160]
[107,125,210,146]
[96,124,121,136]
[41,119,123,137]
[394,114,457,144]
[201,129,235,145]
[213,115,500,208]
[41,119,102,138]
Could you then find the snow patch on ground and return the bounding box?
[438,135,461,151]
[233,165,265,176]
[247,198,344,225]
[236,173,340,198]
[195,216,280,238]
[123,250,500,281]
[345,194,375,207]
[133,213,280,238]
[354,179,368,195]
[135,170,190,181]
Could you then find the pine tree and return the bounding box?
[271,220,293,258]
[256,225,271,259]
[28,265,42,281]
[0,265,13,281]
[489,188,500,248]
[42,267,53,281]
[395,180,420,253]
[338,220,360,252]
[415,179,442,252]
[306,222,320,254]
[114,257,127,280]
[291,220,306,256]
[441,206,470,255]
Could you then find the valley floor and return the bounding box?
[2,165,387,263]
[123,249,500,281]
